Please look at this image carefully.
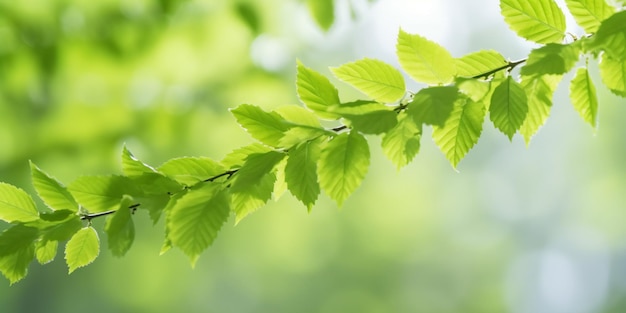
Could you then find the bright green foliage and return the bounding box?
[330,101,398,134]
[159,157,226,186]
[275,105,323,128]
[521,43,580,76]
[65,226,100,274]
[105,197,135,257]
[600,55,626,96]
[68,175,138,213]
[318,131,370,205]
[565,0,616,33]
[570,67,599,127]
[33,210,82,242]
[432,96,486,169]
[456,78,495,105]
[382,112,422,169]
[0,225,38,284]
[307,0,334,31]
[279,127,328,148]
[408,86,459,126]
[30,162,79,212]
[331,58,406,103]
[35,240,58,265]
[519,75,563,144]
[500,0,566,44]
[490,76,529,140]
[285,140,321,211]
[166,183,230,266]
[221,143,272,169]
[587,10,626,61]
[456,50,508,78]
[122,146,157,176]
[231,104,290,147]
[396,29,456,85]
[296,61,341,119]
[0,183,39,223]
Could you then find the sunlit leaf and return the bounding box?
[121,146,157,177]
[432,96,486,168]
[231,104,290,147]
[167,183,230,267]
[68,176,138,213]
[32,210,82,242]
[285,140,321,211]
[0,183,39,223]
[105,197,135,257]
[65,227,100,274]
[296,61,341,119]
[35,239,58,265]
[0,225,38,284]
[274,105,322,128]
[318,131,370,205]
[272,158,288,201]
[587,10,626,61]
[520,43,580,76]
[599,54,626,97]
[490,76,528,140]
[500,0,566,44]
[221,143,273,169]
[278,126,328,148]
[159,157,226,186]
[30,162,79,212]
[408,86,459,126]
[329,101,398,134]
[564,0,616,33]
[396,29,456,85]
[519,74,563,144]
[455,50,508,78]
[381,112,422,169]
[331,58,406,103]
[570,67,599,127]
[307,0,334,31]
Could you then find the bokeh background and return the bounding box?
[1,0,625,312]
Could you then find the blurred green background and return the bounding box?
[1,0,626,312]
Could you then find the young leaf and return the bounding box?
[564,0,616,33]
[35,210,82,242]
[456,78,495,105]
[331,58,406,103]
[599,55,626,97]
[296,61,341,119]
[105,197,135,257]
[273,158,288,201]
[455,50,508,78]
[68,175,138,213]
[274,105,322,128]
[231,104,290,147]
[35,239,58,265]
[500,0,566,44]
[519,74,563,144]
[278,126,328,149]
[159,157,226,186]
[0,225,38,284]
[0,183,39,223]
[121,146,157,176]
[285,140,321,211]
[329,101,398,134]
[230,175,276,224]
[381,112,422,170]
[408,86,459,126]
[318,131,370,206]
[490,76,529,140]
[520,43,580,77]
[221,143,273,169]
[570,67,599,127]
[432,96,486,169]
[167,183,230,267]
[30,162,79,212]
[396,29,456,85]
[307,0,334,31]
[587,10,626,61]
[65,226,100,274]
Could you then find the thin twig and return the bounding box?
[471,58,527,79]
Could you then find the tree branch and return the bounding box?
[80,203,140,221]
[472,58,527,79]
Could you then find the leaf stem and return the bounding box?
[80,203,140,221]
[472,58,527,79]
[203,169,238,182]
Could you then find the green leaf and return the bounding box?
[307,0,334,31]
[231,104,290,147]
[564,0,616,33]
[381,112,422,170]
[455,50,508,78]
[0,224,39,258]
[587,10,626,61]
[520,43,581,76]
[500,0,566,44]
[121,146,157,176]
[285,140,321,211]
[65,226,99,274]
[331,58,406,103]
[329,101,398,134]
[490,76,529,140]
[600,54,626,97]
[432,96,486,168]
[167,183,230,267]
[0,225,38,284]
[396,29,456,85]
[570,67,599,127]
[272,158,288,201]
[33,210,82,242]
[0,183,39,223]
[159,157,225,186]
[230,151,285,222]
[456,78,496,105]
[35,239,58,265]
[408,86,460,126]
[278,126,328,149]
[105,197,135,257]
[519,74,563,144]
[221,143,273,169]
[68,175,138,213]
[274,105,322,128]
[296,61,341,119]
[318,131,370,206]
[30,162,79,212]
